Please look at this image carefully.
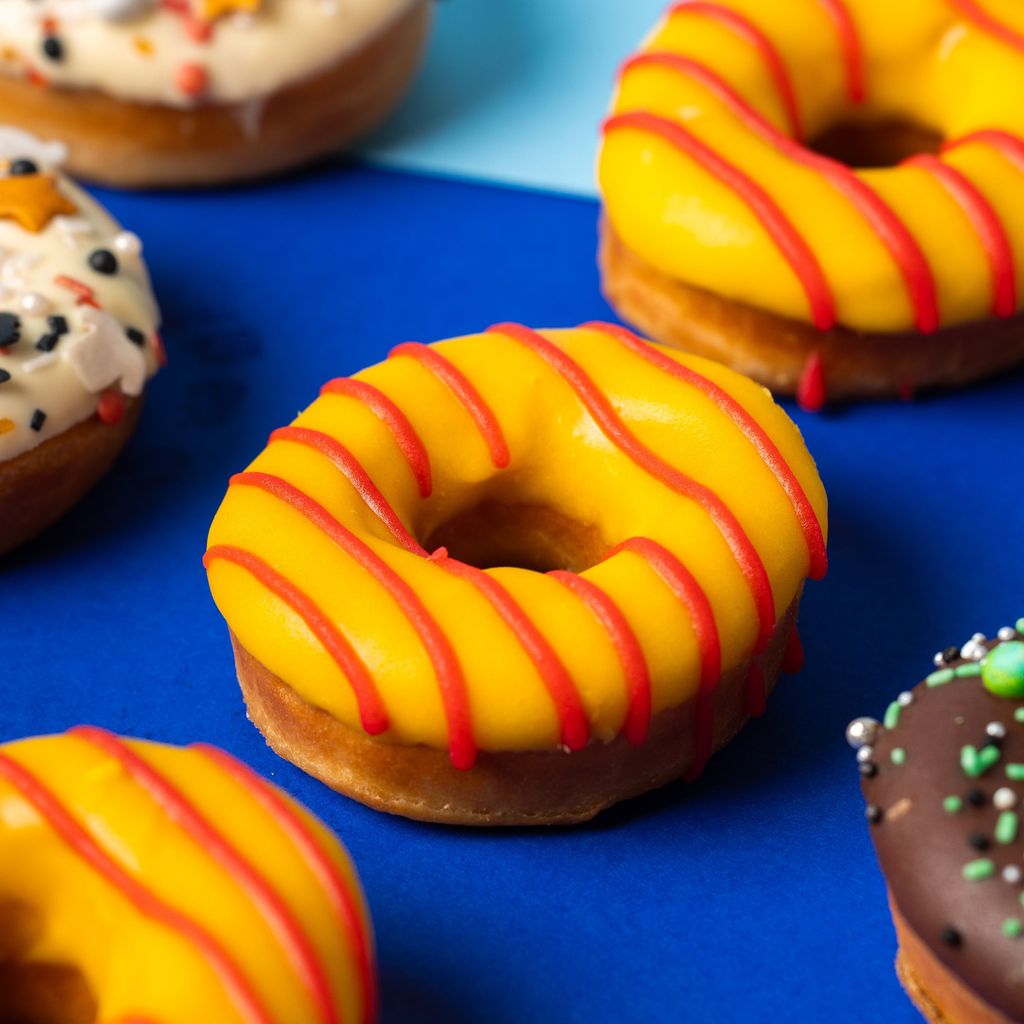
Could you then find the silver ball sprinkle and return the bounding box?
[999,627,1017,642]
[995,787,1018,810]
[934,651,946,667]
[962,640,987,661]
[856,745,874,764]
[846,717,880,749]
[898,691,914,708]
[988,722,1008,740]
[1004,865,1023,885]
[973,632,988,643]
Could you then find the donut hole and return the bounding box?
[808,118,943,168]
[423,502,608,573]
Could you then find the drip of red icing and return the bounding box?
[904,154,1016,318]
[603,111,835,329]
[203,544,390,737]
[321,378,432,498]
[269,426,426,555]
[619,54,939,333]
[195,744,378,1024]
[782,625,804,674]
[668,1,803,139]
[226,473,476,770]
[796,351,826,412]
[433,552,591,753]
[97,390,125,426]
[488,323,777,655]
[745,662,768,717]
[388,342,510,468]
[0,752,274,1024]
[816,0,866,102]
[583,321,828,580]
[946,0,1024,52]
[71,727,341,1024]
[152,334,168,368]
[548,570,651,745]
[605,538,721,780]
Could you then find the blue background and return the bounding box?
[1,162,1022,1023]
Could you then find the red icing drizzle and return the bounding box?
[668,1,803,138]
[796,350,827,413]
[905,154,1017,317]
[488,323,777,655]
[203,544,390,737]
[321,378,432,498]
[0,752,275,1024]
[226,473,476,770]
[816,0,866,102]
[53,275,99,309]
[548,570,651,745]
[619,54,939,332]
[782,624,804,674]
[603,111,835,329]
[388,342,510,468]
[947,0,1024,52]
[605,538,721,780]
[433,552,591,752]
[269,426,425,556]
[71,727,341,1024]
[584,321,827,580]
[195,744,378,1024]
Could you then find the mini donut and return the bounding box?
[204,323,828,825]
[598,0,1024,405]
[850,618,1024,1023]
[0,0,431,188]
[0,728,377,1024]
[0,138,161,557]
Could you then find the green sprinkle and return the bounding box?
[963,858,996,881]
[955,663,983,678]
[891,747,907,765]
[1016,708,1024,723]
[983,642,1024,698]
[962,744,1002,778]
[943,796,963,814]
[1016,617,1024,634]
[997,811,1019,844]
[927,668,955,687]
[884,701,901,729]
[1008,764,1024,781]
[1004,918,1023,939]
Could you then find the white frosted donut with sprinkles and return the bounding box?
[0,138,161,556]
[0,0,432,187]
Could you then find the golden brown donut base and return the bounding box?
[0,0,430,189]
[229,593,800,826]
[599,219,1024,400]
[0,398,141,558]
[890,896,1012,1024]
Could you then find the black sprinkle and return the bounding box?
[41,36,63,62]
[124,326,146,347]
[35,332,60,353]
[859,762,878,778]
[0,313,21,347]
[9,158,38,177]
[943,646,962,664]
[967,788,987,807]
[941,926,963,948]
[968,833,991,851]
[0,369,10,384]
[47,315,68,335]
[29,409,46,432]
[866,804,884,824]
[88,249,118,276]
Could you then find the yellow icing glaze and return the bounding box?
[0,731,375,1024]
[206,326,827,755]
[598,0,1024,332]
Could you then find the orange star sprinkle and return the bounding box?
[0,419,15,435]
[197,0,261,19]
[0,174,77,233]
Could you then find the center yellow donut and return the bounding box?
[205,323,828,825]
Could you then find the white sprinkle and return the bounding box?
[934,652,946,667]
[21,352,57,374]
[973,633,988,643]
[112,231,142,256]
[988,722,1008,740]
[995,787,1018,810]
[1004,865,1023,885]
[856,746,874,764]
[999,627,1017,642]
[898,691,914,707]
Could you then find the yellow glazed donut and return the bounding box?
[598,0,1024,404]
[0,729,376,1024]
[0,0,431,188]
[205,323,828,825]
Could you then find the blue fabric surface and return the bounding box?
[1,163,1022,1023]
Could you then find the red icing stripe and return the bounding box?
[388,342,510,468]
[0,753,274,1024]
[669,1,803,138]
[203,545,390,737]
[782,624,805,674]
[816,0,866,102]
[434,553,590,752]
[944,128,1024,171]
[195,744,378,1024]
[904,154,1017,318]
[602,111,836,329]
[227,473,476,770]
[605,538,722,779]
[489,323,777,653]
[269,426,425,556]
[548,570,651,745]
[320,378,432,498]
[583,321,827,580]
[947,0,1024,51]
[619,54,939,332]
[71,727,341,1024]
